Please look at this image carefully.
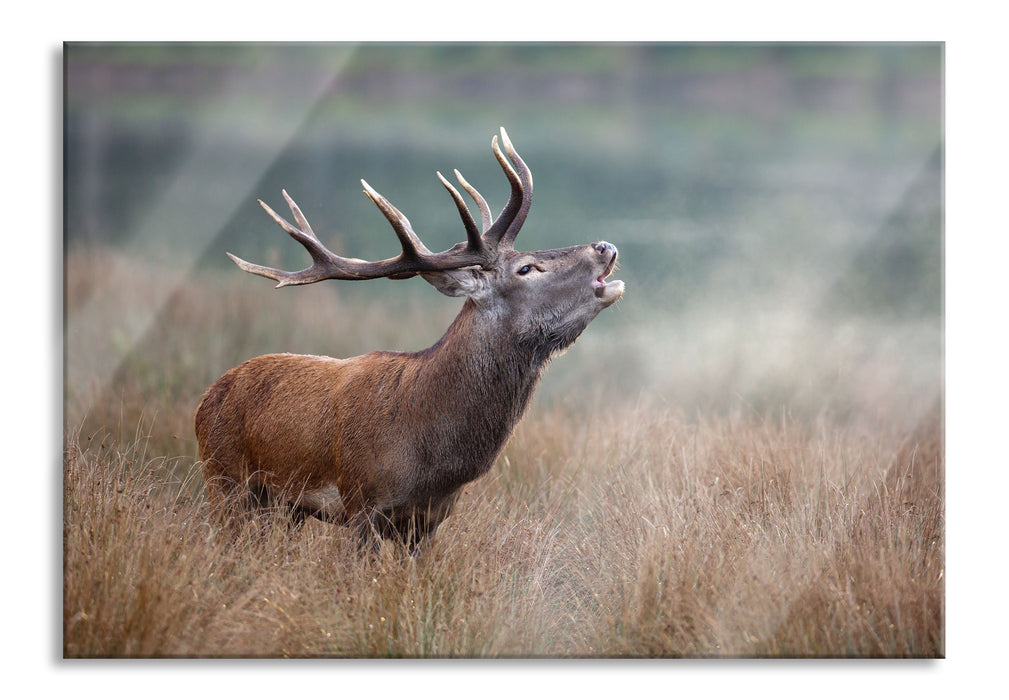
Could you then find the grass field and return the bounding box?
[63,248,943,658]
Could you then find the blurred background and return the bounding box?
[64,43,942,448]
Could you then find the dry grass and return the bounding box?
[63,249,943,658]
[63,403,943,658]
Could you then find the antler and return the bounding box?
[228,127,533,288]
[484,127,533,248]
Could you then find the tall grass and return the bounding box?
[63,249,943,657]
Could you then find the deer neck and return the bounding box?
[421,298,546,417]
[404,298,546,485]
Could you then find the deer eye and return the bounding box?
[517,264,534,276]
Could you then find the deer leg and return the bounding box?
[347,510,382,554]
[203,470,257,518]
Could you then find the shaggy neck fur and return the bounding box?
[405,299,549,493]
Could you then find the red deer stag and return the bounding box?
[195,128,624,549]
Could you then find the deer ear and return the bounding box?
[420,268,489,299]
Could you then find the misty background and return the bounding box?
[64,43,942,432]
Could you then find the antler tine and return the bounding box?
[361,180,433,259]
[227,192,384,287]
[225,194,338,288]
[226,251,297,287]
[437,171,486,258]
[496,127,533,248]
[257,195,322,256]
[453,168,493,233]
[483,127,533,250]
[281,189,318,242]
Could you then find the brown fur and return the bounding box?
[196,243,623,548]
[196,131,624,549]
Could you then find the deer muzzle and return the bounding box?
[591,241,624,305]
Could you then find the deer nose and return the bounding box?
[593,241,616,257]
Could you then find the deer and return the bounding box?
[195,128,624,550]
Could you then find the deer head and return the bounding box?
[196,128,623,550]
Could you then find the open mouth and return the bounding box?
[593,250,617,288]
[592,250,624,303]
